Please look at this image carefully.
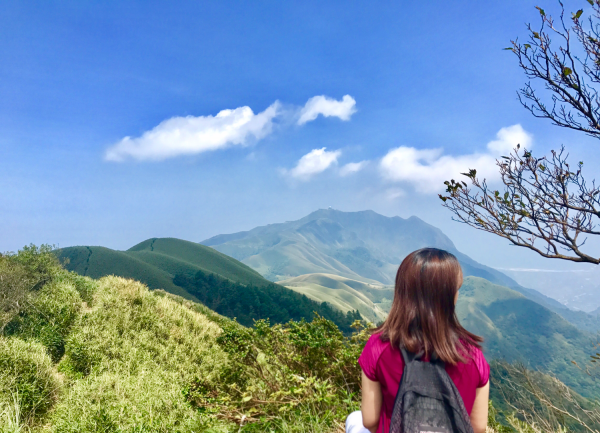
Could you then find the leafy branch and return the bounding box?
[440,145,600,264]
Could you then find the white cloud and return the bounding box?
[297,95,357,125]
[379,124,533,193]
[486,124,533,155]
[339,161,367,176]
[287,147,341,181]
[105,103,280,162]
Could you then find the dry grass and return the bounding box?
[49,276,229,433]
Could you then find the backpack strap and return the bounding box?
[400,346,424,365]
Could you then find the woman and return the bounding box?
[346,248,489,433]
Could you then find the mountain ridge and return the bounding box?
[201,208,600,332]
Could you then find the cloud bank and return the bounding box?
[379,124,533,193]
[297,95,357,125]
[287,147,342,181]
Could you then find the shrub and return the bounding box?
[185,315,371,431]
[0,337,61,425]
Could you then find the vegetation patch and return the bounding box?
[0,337,61,426]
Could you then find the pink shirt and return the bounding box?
[358,333,490,433]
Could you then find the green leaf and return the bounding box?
[524,43,532,49]
[535,6,545,16]
[503,47,514,51]
[533,31,540,39]
[573,9,584,19]
[563,67,573,76]
[588,0,594,6]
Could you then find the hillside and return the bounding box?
[457,277,597,398]
[280,273,599,399]
[0,248,368,433]
[56,238,270,295]
[202,208,600,332]
[279,273,393,323]
[55,238,360,331]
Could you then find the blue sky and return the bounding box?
[2,0,599,270]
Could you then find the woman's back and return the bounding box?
[359,333,489,433]
[354,248,490,433]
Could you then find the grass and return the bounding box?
[52,276,229,433]
[279,273,392,324]
[0,337,61,426]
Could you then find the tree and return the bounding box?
[0,245,60,332]
[440,1,600,264]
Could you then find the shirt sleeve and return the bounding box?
[358,334,382,381]
[475,348,490,388]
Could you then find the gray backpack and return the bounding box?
[389,348,474,433]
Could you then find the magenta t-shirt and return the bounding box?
[358,333,490,433]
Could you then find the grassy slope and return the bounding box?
[55,245,193,299]
[457,276,598,398]
[54,276,230,432]
[56,238,274,302]
[127,238,268,287]
[279,273,392,323]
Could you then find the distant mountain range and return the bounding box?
[499,266,600,312]
[202,208,600,333]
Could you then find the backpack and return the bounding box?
[389,348,474,433]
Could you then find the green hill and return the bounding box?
[56,245,192,299]
[127,238,268,286]
[279,273,393,324]
[56,237,271,297]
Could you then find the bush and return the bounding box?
[0,337,61,425]
[185,315,371,431]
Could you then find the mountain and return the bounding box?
[202,209,516,286]
[55,237,361,331]
[279,273,393,323]
[202,209,600,332]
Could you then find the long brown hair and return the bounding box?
[376,248,482,365]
